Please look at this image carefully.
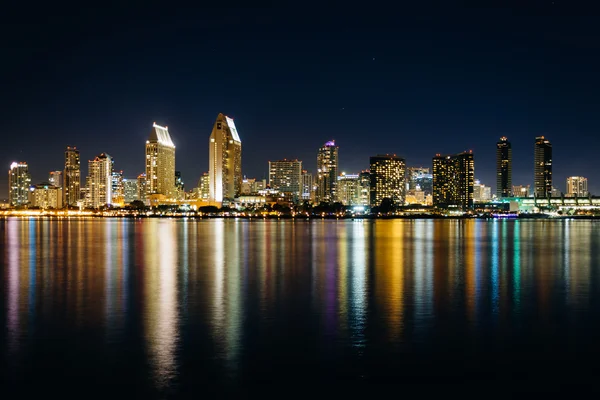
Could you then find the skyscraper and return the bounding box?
[496,137,512,198]
[86,153,113,209]
[301,170,313,201]
[64,146,81,207]
[137,173,147,201]
[337,173,361,205]
[209,113,242,203]
[316,140,339,203]
[566,176,588,197]
[534,136,552,198]
[123,178,138,203]
[111,170,124,205]
[358,171,370,206]
[49,171,62,188]
[268,159,302,197]
[432,151,474,209]
[146,123,176,198]
[8,162,31,207]
[369,154,406,207]
[198,172,210,200]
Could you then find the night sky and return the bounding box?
[2,3,599,198]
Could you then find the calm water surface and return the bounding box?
[2,218,600,395]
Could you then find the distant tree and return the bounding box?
[129,200,146,210]
[379,198,394,214]
[199,205,219,214]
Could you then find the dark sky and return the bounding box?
[1,3,599,198]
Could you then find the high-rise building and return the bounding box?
[269,159,302,198]
[473,179,492,203]
[137,173,147,201]
[111,170,124,206]
[175,171,184,191]
[316,140,339,203]
[337,173,360,205]
[123,178,138,203]
[496,137,512,198]
[369,154,406,207]
[86,153,113,209]
[64,146,81,207]
[197,172,210,200]
[8,162,31,207]
[358,171,370,206]
[534,136,552,198]
[301,171,314,201]
[209,113,242,203]
[30,183,63,209]
[49,171,62,188]
[432,151,475,209]
[566,176,588,197]
[146,123,176,198]
[512,184,531,197]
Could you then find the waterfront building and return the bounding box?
[432,151,475,209]
[369,154,406,207]
[534,136,552,198]
[358,171,370,206]
[496,136,512,198]
[269,159,302,198]
[123,178,138,203]
[146,123,176,198]
[86,153,113,209]
[64,146,81,207]
[474,179,492,203]
[566,176,588,197]
[512,184,531,197]
[316,140,339,203]
[209,113,242,203]
[301,171,313,201]
[337,173,360,205]
[111,171,124,206]
[30,182,63,209]
[8,161,31,207]
[48,171,62,188]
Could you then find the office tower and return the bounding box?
[30,183,63,209]
[512,184,530,198]
[137,173,147,201]
[496,137,512,198]
[268,159,302,197]
[111,170,124,205]
[301,171,313,201]
[432,151,475,209]
[146,123,176,198]
[197,172,210,200]
[337,173,360,205]
[358,171,370,206]
[209,113,242,203]
[534,136,552,198]
[566,176,588,197]
[123,178,138,203]
[369,154,406,207]
[473,179,492,203]
[64,146,81,207]
[8,162,31,206]
[86,153,113,209]
[316,140,339,203]
[175,171,184,192]
[48,171,62,188]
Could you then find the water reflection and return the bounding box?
[2,218,600,391]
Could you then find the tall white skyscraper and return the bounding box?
[316,140,339,203]
[86,153,113,209]
[209,113,242,203]
[8,161,31,206]
[146,123,176,198]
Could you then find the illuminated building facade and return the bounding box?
[86,153,113,209]
[432,151,475,209]
[316,140,339,203]
[111,170,124,206]
[123,178,138,203]
[197,172,210,200]
[301,171,313,201]
[512,184,531,197]
[473,179,492,203]
[49,171,62,188]
[209,113,242,203]
[269,159,302,198]
[369,154,406,207]
[146,123,176,198]
[64,146,81,207]
[534,136,552,198]
[137,173,147,201]
[358,171,370,206]
[30,183,63,209]
[8,161,31,207]
[567,176,588,197]
[496,136,512,197]
[337,173,360,205]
